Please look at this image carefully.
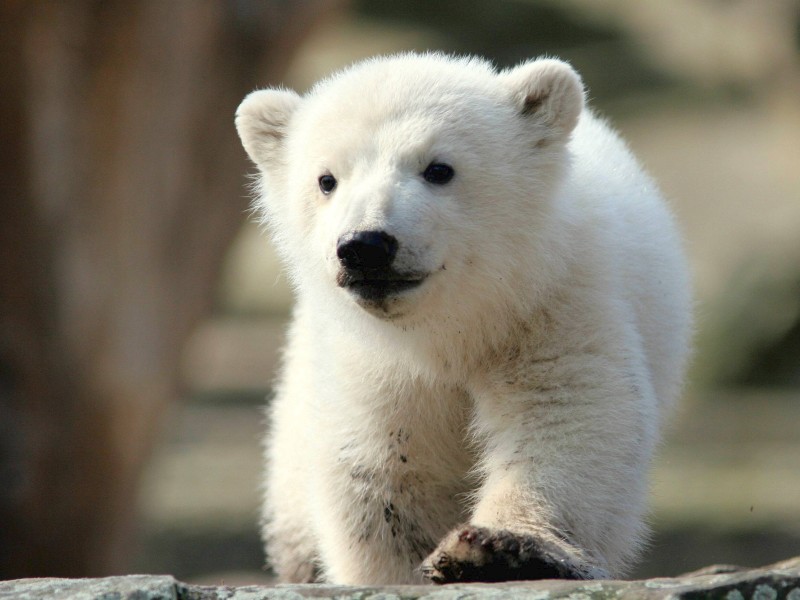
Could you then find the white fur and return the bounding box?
[236,53,692,584]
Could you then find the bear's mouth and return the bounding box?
[337,270,426,301]
[349,278,424,300]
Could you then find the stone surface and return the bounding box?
[2,557,799,599]
[0,575,179,600]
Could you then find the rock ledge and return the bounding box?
[2,557,799,599]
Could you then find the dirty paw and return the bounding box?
[420,525,606,584]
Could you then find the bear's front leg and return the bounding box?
[310,371,474,584]
[422,350,657,583]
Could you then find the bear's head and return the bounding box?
[236,54,583,324]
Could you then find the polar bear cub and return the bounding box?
[235,53,691,585]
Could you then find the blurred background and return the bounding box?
[2,0,799,584]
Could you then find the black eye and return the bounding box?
[422,162,455,185]
[318,173,337,194]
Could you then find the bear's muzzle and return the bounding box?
[336,230,426,302]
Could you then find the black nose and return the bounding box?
[337,230,398,271]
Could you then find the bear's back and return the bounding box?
[564,112,692,415]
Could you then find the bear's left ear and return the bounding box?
[501,58,584,138]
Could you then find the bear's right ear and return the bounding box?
[235,88,301,167]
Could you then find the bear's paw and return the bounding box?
[420,525,608,584]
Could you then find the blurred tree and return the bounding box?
[0,0,343,578]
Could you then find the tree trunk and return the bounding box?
[0,0,342,578]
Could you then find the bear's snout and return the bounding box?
[335,230,426,302]
[337,230,398,272]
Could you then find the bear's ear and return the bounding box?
[235,88,301,167]
[501,58,584,138]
